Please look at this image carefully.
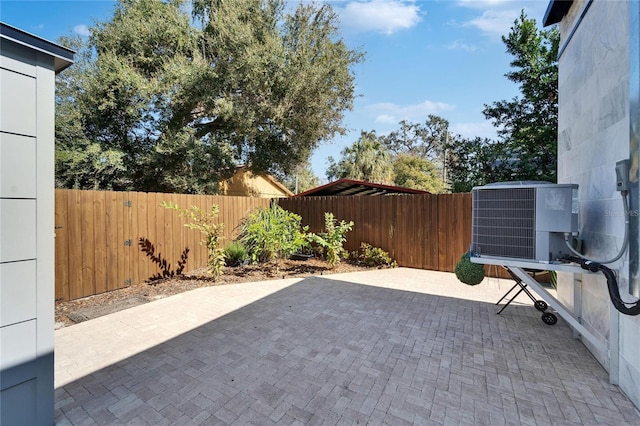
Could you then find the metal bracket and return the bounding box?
[124,239,133,246]
[508,267,607,356]
[124,278,132,286]
[123,200,132,207]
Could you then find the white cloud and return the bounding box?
[464,9,519,38]
[457,0,512,10]
[375,114,397,124]
[339,0,422,35]
[447,40,478,52]
[74,24,91,37]
[450,120,497,139]
[368,100,455,123]
[455,1,549,39]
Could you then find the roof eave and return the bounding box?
[543,0,573,26]
[0,22,75,73]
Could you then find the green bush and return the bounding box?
[307,212,353,268]
[454,252,485,286]
[358,242,397,268]
[224,242,248,267]
[162,201,225,279]
[238,203,309,264]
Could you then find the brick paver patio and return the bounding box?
[54,268,640,425]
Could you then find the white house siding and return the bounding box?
[555,0,640,409]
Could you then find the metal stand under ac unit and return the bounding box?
[471,256,607,358]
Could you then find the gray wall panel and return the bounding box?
[0,69,36,136]
[0,260,37,327]
[0,133,36,198]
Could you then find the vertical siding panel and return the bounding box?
[54,189,69,301]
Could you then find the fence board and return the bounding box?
[93,191,107,295]
[55,189,271,300]
[135,191,148,283]
[104,190,118,295]
[66,190,83,300]
[56,190,492,301]
[54,190,69,302]
[279,193,473,273]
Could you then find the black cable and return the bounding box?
[567,257,640,316]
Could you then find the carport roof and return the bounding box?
[294,178,431,197]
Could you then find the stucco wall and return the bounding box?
[556,0,640,409]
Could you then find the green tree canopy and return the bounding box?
[381,115,449,162]
[481,11,559,183]
[55,35,128,189]
[280,160,321,194]
[446,11,559,192]
[445,136,509,193]
[326,131,394,184]
[393,154,447,193]
[56,0,363,193]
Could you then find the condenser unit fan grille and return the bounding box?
[472,188,536,259]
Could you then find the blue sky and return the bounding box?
[1,0,551,181]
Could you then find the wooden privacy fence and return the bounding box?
[55,189,270,301]
[279,193,473,273]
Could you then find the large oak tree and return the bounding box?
[56,0,363,193]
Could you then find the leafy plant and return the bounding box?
[548,270,558,289]
[455,252,485,286]
[138,238,189,283]
[238,203,309,265]
[358,242,397,268]
[224,242,248,267]
[162,201,225,279]
[307,212,354,268]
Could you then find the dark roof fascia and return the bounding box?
[294,178,431,197]
[544,0,573,26]
[1,22,75,72]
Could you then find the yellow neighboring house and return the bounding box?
[219,166,294,198]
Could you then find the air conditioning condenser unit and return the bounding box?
[470,182,579,263]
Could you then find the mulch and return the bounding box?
[55,258,381,328]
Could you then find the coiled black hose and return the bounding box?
[567,257,640,316]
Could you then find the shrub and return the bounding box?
[162,201,225,279]
[358,242,397,268]
[307,212,354,268]
[454,252,485,286]
[238,203,309,264]
[224,242,248,267]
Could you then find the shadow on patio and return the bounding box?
[54,269,640,425]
